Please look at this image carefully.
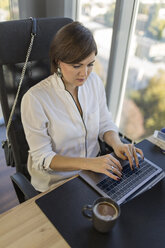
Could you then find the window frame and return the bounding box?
[105,0,140,126]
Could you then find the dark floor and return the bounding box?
[0,125,19,214]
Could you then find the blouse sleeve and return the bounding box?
[97,75,118,140]
[21,92,55,171]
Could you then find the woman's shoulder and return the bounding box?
[30,74,56,93]
[21,74,58,106]
[23,74,57,98]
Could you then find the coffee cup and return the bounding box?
[82,197,120,233]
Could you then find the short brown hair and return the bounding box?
[50,21,97,74]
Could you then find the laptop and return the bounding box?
[79,154,165,205]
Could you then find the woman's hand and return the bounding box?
[103,131,144,170]
[113,142,144,170]
[86,154,123,181]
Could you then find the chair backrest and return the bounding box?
[0,17,73,178]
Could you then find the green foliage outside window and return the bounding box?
[0,0,9,10]
[146,4,165,40]
[129,69,165,138]
[0,0,10,20]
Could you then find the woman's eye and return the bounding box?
[73,65,81,69]
[72,63,94,69]
[88,63,94,67]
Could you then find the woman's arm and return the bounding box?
[94,75,143,169]
[50,154,122,181]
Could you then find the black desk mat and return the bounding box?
[36,140,165,248]
[136,139,165,169]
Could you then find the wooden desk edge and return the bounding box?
[1,175,77,216]
[0,176,78,248]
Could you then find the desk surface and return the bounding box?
[0,139,165,248]
[0,179,71,248]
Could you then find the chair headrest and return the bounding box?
[0,17,73,65]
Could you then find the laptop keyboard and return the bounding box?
[96,158,157,202]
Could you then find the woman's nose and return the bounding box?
[79,66,88,77]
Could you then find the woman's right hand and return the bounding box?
[85,154,122,181]
[50,154,122,181]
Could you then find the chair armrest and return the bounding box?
[11,172,39,203]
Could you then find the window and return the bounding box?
[0,0,19,22]
[0,0,10,21]
[118,0,165,141]
[78,0,165,142]
[77,0,116,85]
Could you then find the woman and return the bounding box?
[21,21,143,192]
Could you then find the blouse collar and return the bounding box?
[53,73,66,90]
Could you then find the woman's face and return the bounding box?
[59,52,95,90]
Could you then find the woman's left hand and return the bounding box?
[113,142,144,170]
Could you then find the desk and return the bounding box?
[0,179,72,248]
[0,139,165,248]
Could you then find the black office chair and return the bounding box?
[0,17,73,203]
[0,17,132,204]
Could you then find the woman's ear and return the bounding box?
[57,62,63,78]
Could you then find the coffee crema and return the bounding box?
[93,202,118,220]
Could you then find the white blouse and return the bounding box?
[21,72,118,192]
